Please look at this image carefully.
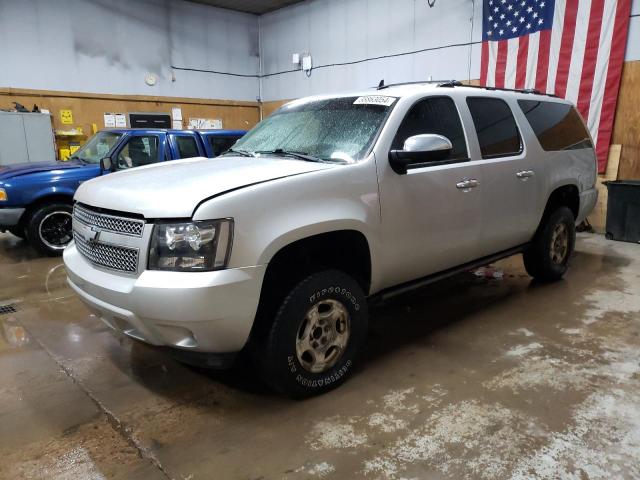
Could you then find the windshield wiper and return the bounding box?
[255,149,331,163]
[222,148,255,157]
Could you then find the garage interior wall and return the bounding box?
[259,0,640,179]
[0,0,639,177]
[0,0,261,135]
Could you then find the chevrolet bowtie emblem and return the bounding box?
[80,224,101,244]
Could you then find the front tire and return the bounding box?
[258,270,368,398]
[26,203,73,256]
[523,206,575,282]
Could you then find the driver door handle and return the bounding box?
[456,178,479,190]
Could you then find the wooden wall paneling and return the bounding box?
[0,88,261,147]
[611,60,640,180]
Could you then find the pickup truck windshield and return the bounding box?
[70,131,123,164]
[231,96,396,163]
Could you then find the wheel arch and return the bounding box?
[541,183,580,222]
[248,229,373,345]
[21,193,74,228]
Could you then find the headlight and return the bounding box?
[0,188,7,201]
[148,219,233,272]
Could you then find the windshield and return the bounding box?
[231,95,396,162]
[70,131,123,164]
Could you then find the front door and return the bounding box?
[376,96,484,289]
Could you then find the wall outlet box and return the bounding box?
[302,55,312,72]
[292,53,300,65]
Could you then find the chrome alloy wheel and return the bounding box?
[39,211,73,250]
[550,223,569,264]
[296,299,351,374]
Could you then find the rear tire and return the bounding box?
[523,206,575,282]
[257,270,368,398]
[26,203,73,256]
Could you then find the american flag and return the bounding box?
[480,0,632,172]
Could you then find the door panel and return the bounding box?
[375,95,483,290]
[465,97,540,256]
[377,162,484,289]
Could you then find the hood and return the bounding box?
[0,160,84,180]
[74,156,336,218]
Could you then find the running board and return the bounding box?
[369,244,529,303]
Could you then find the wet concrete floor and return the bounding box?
[1,232,639,479]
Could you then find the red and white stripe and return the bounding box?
[480,0,632,173]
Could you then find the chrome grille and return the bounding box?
[73,204,144,237]
[73,233,139,273]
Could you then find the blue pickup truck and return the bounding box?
[0,128,245,255]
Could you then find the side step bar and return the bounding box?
[369,244,529,304]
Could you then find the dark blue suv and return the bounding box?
[0,128,245,255]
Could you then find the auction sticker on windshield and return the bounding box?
[353,95,396,106]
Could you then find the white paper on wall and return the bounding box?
[103,113,116,128]
[115,114,127,128]
[188,118,223,129]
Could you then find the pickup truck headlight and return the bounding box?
[0,188,7,201]
[148,219,233,272]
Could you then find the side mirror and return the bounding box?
[389,134,453,174]
[99,156,113,173]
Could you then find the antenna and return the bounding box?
[377,79,385,90]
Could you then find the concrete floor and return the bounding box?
[1,232,639,480]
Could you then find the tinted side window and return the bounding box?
[208,136,239,157]
[175,136,200,159]
[466,98,521,158]
[116,135,159,170]
[518,100,592,151]
[391,96,468,161]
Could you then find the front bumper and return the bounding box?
[0,207,25,227]
[64,243,266,354]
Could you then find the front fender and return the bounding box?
[192,160,382,272]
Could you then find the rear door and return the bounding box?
[465,96,541,256]
[169,133,205,159]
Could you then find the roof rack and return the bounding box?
[375,78,556,97]
[437,80,558,97]
[376,79,458,90]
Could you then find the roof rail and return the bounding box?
[376,79,459,90]
[437,81,557,97]
[375,78,557,97]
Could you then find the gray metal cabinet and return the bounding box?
[0,111,56,165]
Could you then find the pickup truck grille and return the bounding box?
[73,204,144,237]
[73,232,139,273]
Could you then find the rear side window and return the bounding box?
[208,136,239,157]
[174,136,200,159]
[391,96,468,161]
[466,98,522,158]
[518,100,592,151]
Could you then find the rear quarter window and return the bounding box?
[518,100,593,151]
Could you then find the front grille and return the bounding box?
[74,233,139,273]
[73,204,144,237]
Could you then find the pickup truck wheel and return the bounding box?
[523,206,575,282]
[258,270,368,398]
[26,203,73,256]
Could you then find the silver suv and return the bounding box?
[64,82,597,397]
